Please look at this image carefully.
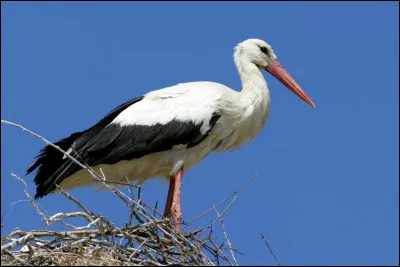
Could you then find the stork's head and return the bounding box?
[234,39,316,108]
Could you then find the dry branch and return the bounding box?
[260,233,281,266]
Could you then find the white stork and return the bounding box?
[27,39,315,231]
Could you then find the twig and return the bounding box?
[1,234,34,251]
[215,210,238,266]
[2,120,99,179]
[198,195,238,237]
[11,173,50,225]
[260,233,281,266]
[56,185,95,219]
[184,174,257,229]
[49,212,93,224]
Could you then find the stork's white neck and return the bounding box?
[234,55,270,104]
[225,52,271,145]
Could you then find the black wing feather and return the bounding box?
[27,95,220,199]
[85,116,219,166]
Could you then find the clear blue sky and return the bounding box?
[1,2,398,266]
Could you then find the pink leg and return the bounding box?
[163,168,184,232]
[163,176,175,219]
[170,169,183,232]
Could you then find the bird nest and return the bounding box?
[1,172,250,266]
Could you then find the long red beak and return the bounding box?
[266,60,316,108]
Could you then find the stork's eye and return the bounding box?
[260,46,269,55]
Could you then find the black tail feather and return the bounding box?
[26,132,84,199]
[26,96,145,198]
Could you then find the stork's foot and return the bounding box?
[163,168,184,232]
